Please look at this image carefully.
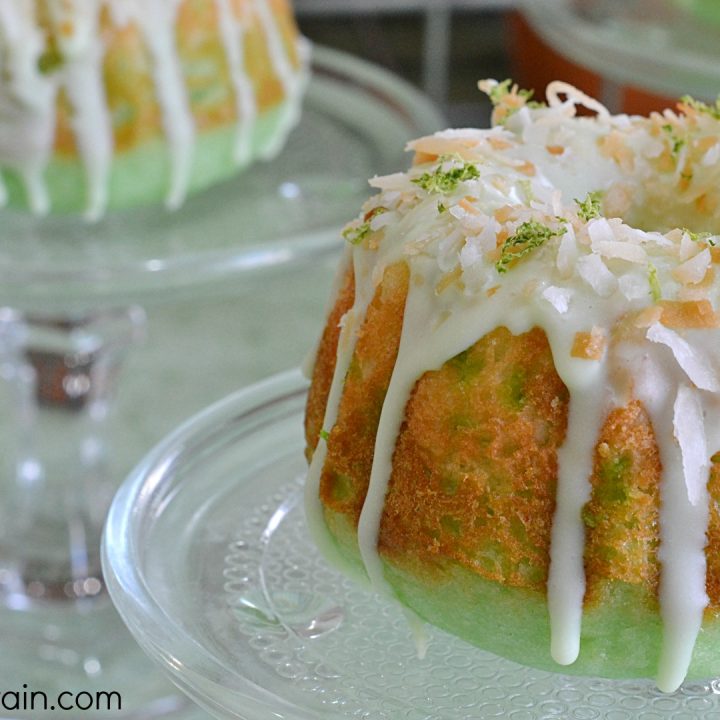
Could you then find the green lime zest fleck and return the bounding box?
[483,78,539,107]
[581,505,598,529]
[412,158,480,195]
[341,207,387,245]
[680,94,720,120]
[648,263,662,302]
[661,123,685,156]
[479,79,544,123]
[495,220,562,274]
[518,179,534,202]
[682,227,716,246]
[342,222,370,245]
[319,429,330,441]
[575,191,604,222]
[38,47,64,74]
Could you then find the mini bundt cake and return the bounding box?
[0,0,308,219]
[304,81,720,692]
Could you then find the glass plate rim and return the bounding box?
[102,369,310,694]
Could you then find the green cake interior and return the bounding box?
[1,100,292,215]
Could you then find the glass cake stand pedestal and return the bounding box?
[0,47,444,719]
[103,370,720,720]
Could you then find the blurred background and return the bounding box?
[296,0,719,125]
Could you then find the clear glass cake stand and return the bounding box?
[0,46,444,719]
[522,0,720,102]
[103,370,720,720]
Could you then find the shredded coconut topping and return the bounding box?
[323,80,720,694]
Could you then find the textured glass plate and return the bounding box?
[522,0,720,102]
[0,46,444,311]
[103,370,720,720]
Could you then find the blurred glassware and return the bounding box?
[516,0,720,115]
[0,46,444,718]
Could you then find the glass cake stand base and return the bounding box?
[0,601,205,719]
[103,371,720,720]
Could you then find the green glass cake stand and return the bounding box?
[0,46,444,719]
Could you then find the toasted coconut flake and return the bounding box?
[587,217,615,245]
[679,232,698,261]
[619,273,651,301]
[571,327,607,360]
[672,248,711,285]
[594,240,647,264]
[487,136,513,151]
[603,182,634,218]
[407,134,482,162]
[556,226,578,277]
[659,299,720,328]
[647,322,720,391]
[518,161,536,176]
[702,142,720,166]
[435,265,464,295]
[458,197,480,215]
[494,205,515,223]
[673,384,710,506]
[546,81,611,117]
[542,285,573,314]
[634,305,664,328]
[599,130,635,172]
[369,172,414,191]
[577,253,618,297]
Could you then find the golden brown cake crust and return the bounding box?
[582,402,661,609]
[305,265,355,460]
[318,262,409,526]
[307,262,720,611]
[378,325,568,593]
[706,457,720,612]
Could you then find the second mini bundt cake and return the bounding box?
[0,0,308,219]
[304,81,720,692]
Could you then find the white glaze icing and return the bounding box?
[0,0,56,214]
[308,82,720,691]
[215,0,257,166]
[50,1,113,220]
[125,0,195,210]
[0,0,308,217]
[252,0,307,159]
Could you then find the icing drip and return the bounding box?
[127,0,195,210]
[253,0,303,158]
[309,84,720,690]
[215,0,257,166]
[0,0,56,214]
[357,267,437,596]
[628,343,715,692]
[547,364,608,666]
[304,248,378,585]
[50,1,113,221]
